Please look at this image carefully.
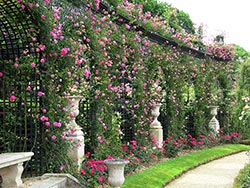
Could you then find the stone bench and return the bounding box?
[0,152,34,188]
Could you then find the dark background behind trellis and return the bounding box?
[78,75,136,154]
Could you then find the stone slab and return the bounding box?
[0,152,34,168]
[27,177,67,188]
[24,173,85,188]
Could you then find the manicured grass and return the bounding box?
[122,144,250,188]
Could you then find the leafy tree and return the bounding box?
[130,0,168,16]
[174,9,195,34]
[130,0,195,34]
[233,44,250,62]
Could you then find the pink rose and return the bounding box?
[81,169,86,175]
[40,116,48,122]
[9,95,16,102]
[38,91,44,97]
[38,44,45,51]
[27,86,31,91]
[45,122,50,126]
[51,135,57,141]
[31,62,36,67]
[98,176,104,182]
[85,69,91,78]
[59,166,64,171]
[60,48,70,56]
[41,15,46,20]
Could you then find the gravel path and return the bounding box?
[165,152,249,188]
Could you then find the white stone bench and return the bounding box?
[0,152,34,188]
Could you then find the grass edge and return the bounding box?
[122,144,250,188]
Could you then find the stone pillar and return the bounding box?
[67,96,85,170]
[208,106,220,134]
[150,103,163,147]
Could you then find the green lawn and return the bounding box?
[122,144,250,188]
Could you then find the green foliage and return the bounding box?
[233,164,250,188]
[93,112,124,160]
[130,0,195,34]
[233,59,250,138]
[174,9,195,34]
[131,0,168,17]
[103,0,123,7]
[162,138,181,158]
[234,44,250,62]
[238,60,250,95]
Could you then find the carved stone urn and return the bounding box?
[104,159,129,188]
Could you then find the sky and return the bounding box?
[159,0,250,51]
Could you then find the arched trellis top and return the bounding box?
[0,0,38,61]
[93,2,228,62]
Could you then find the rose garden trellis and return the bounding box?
[0,0,45,176]
[0,0,233,177]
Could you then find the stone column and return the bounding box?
[67,96,85,170]
[150,103,163,147]
[208,106,220,134]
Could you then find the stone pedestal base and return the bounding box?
[151,126,163,147]
[67,129,85,170]
[209,117,220,134]
[208,106,220,135]
[150,103,163,148]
